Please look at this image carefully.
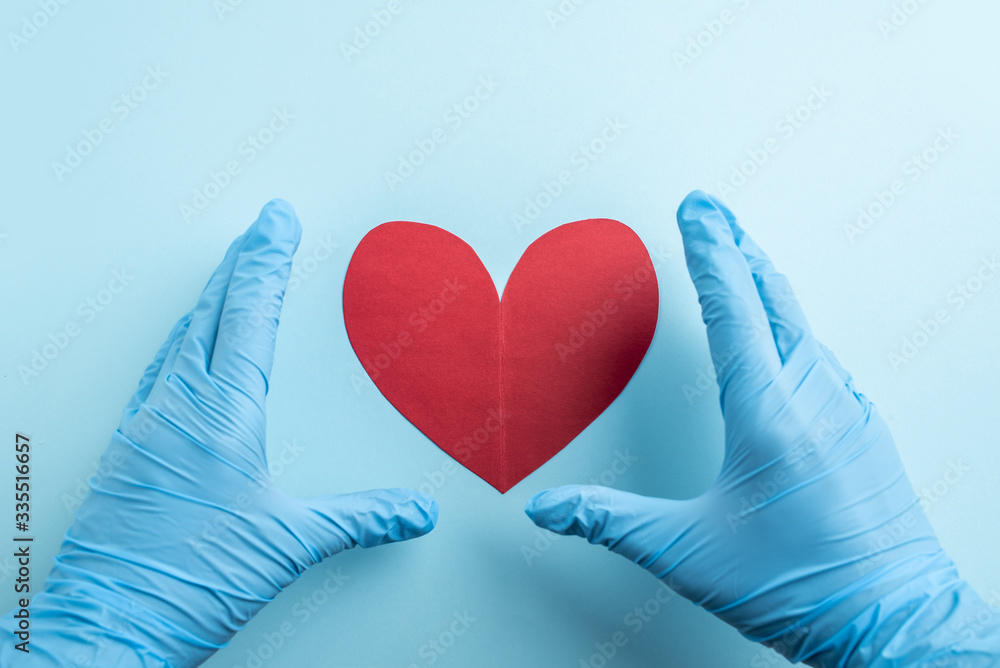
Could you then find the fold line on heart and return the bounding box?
[499,300,507,492]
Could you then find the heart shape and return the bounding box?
[343,220,658,493]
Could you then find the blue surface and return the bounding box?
[1,1,999,666]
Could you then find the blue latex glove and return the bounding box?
[526,191,1000,667]
[1,201,438,667]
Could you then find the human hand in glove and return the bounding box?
[526,191,1000,667]
[1,200,438,667]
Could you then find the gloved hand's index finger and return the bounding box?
[676,190,781,404]
[119,310,192,430]
[209,199,301,400]
[174,230,250,379]
[708,193,813,362]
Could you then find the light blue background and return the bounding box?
[2,1,999,666]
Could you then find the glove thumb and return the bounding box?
[525,485,693,575]
[292,488,439,564]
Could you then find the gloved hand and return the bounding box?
[1,200,438,667]
[526,191,1000,667]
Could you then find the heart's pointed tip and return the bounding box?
[489,479,512,494]
[495,474,531,494]
[487,474,520,494]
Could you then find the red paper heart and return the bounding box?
[342,220,658,493]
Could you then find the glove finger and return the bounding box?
[291,488,439,565]
[707,194,813,362]
[150,312,192,390]
[815,341,872,411]
[817,341,853,386]
[174,229,251,379]
[119,310,192,429]
[677,191,782,410]
[525,485,693,578]
[209,199,301,401]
